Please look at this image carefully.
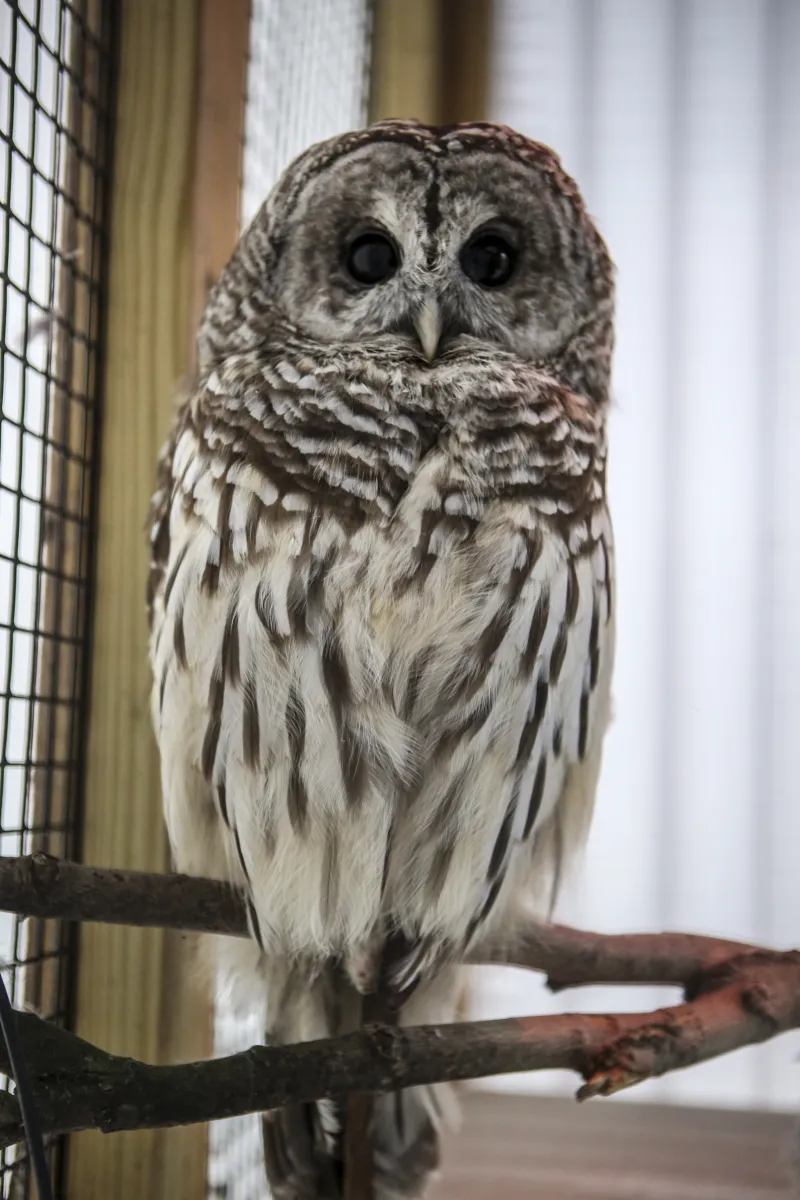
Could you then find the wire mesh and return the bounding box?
[0,0,114,1193]
[240,0,372,227]
[208,3,371,1195]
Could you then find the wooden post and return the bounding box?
[189,0,251,355]
[369,0,494,125]
[369,0,442,124]
[66,1,249,1196]
[438,0,494,124]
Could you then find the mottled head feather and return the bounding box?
[198,120,614,406]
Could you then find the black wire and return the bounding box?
[0,972,53,1200]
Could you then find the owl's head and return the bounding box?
[200,121,614,403]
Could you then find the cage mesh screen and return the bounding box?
[240,0,372,227]
[208,2,371,1195]
[0,0,114,1193]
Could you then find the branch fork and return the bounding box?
[0,853,794,1151]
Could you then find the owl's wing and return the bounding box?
[398,510,616,954]
[147,401,251,890]
[504,515,615,926]
[146,426,176,632]
[363,499,615,982]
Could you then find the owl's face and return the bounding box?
[201,122,613,402]
[271,138,601,365]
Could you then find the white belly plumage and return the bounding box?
[150,439,613,987]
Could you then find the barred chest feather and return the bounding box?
[149,357,614,990]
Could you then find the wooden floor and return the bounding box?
[432,1091,798,1199]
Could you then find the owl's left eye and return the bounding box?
[345,232,399,286]
[460,232,517,288]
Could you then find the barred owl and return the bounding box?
[148,120,615,1198]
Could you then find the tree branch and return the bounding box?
[0,852,797,1153]
[0,853,246,937]
[0,949,796,1151]
[476,922,761,990]
[0,853,763,988]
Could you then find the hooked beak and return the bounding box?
[412,297,442,362]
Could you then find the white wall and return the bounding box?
[475,0,800,1113]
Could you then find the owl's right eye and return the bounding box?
[345,232,399,286]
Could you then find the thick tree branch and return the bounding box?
[0,949,796,1151]
[0,853,247,937]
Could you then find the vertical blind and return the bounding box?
[476,0,800,1112]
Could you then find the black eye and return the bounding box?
[460,233,517,288]
[345,232,399,286]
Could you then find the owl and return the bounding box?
[147,120,615,1198]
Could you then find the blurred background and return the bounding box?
[0,0,798,1197]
